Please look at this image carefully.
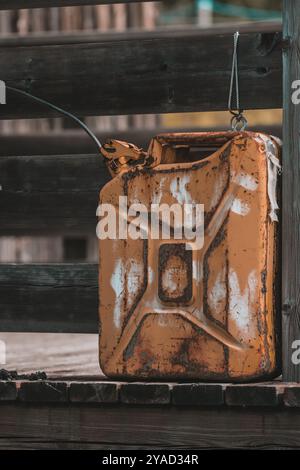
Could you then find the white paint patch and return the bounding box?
[110,259,125,329]
[231,198,250,216]
[270,135,282,148]
[148,266,154,285]
[127,261,144,300]
[254,134,281,222]
[130,196,143,205]
[209,172,227,209]
[152,177,166,204]
[170,175,194,205]
[193,259,203,283]
[229,269,257,338]
[162,270,178,293]
[110,258,143,329]
[209,270,226,312]
[232,171,258,192]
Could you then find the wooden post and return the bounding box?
[282,0,300,381]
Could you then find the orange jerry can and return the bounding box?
[98,131,281,382]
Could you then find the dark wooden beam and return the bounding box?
[1,380,300,449]
[0,380,290,407]
[0,128,188,156]
[1,402,300,449]
[0,0,153,9]
[0,24,283,119]
[0,263,98,333]
[0,132,101,156]
[0,153,110,235]
[0,125,282,156]
[282,1,300,381]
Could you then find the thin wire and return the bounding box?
[6,86,102,152]
[227,31,247,131]
[228,31,240,114]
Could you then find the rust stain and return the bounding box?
[158,243,192,304]
[98,131,281,382]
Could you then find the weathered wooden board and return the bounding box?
[0,332,100,377]
[0,403,300,449]
[0,25,282,119]
[0,264,98,333]
[0,153,109,234]
[0,126,282,156]
[0,129,160,156]
[0,0,154,9]
[282,1,300,381]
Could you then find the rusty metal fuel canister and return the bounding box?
[98,131,281,382]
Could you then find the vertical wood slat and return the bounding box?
[282,0,300,381]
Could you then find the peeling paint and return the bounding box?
[193,259,203,282]
[209,270,226,312]
[148,266,154,285]
[170,174,194,205]
[209,172,228,209]
[254,133,281,222]
[152,176,166,204]
[231,198,250,216]
[127,261,144,300]
[229,269,257,337]
[110,259,125,329]
[162,270,178,293]
[110,258,143,329]
[232,173,258,191]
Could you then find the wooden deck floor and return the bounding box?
[0,332,102,378]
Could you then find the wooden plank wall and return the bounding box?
[0,26,282,119]
[0,2,159,130]
[0,264,98,333]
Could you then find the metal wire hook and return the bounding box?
[228,31,247,131]
[6,86,102,153]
